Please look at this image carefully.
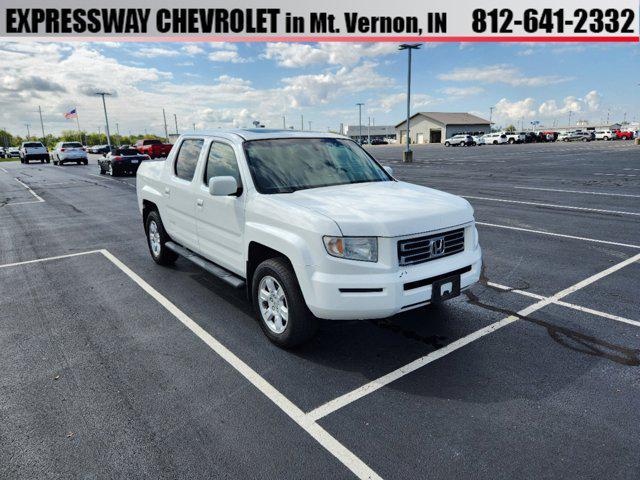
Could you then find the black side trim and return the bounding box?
[339,288,384,293]
[403,265,472,291]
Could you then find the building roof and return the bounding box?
[345,125,396,136]
[179,129,347,142]
[395,112,491,128]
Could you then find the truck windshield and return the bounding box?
[244,138,391,194]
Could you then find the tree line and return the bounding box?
[0,129,166,149]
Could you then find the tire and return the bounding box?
[252,258,318,348]
[493,141,498,145]
[508,138,515,144]
[444,141,450,147]
[145,210,178,266]
[83,160,88,166]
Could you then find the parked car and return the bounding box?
[559,131,593,142]
[88,144,111,154]
[483,133,508,145]
[594,130,615,141]
[444,134,473,147]
[98,147,150,176]
[471,135,485,146]
[614,130,634,140]
[370,139,388,145]
[503,132,526,144]
[136,130,482,347]
[52,142,88,165]
[5,147,20,158]
[20,142,49,164]
[0,147,6,158]
[135,139,173,158]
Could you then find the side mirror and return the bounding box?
[209,176,238,196]
[383,166,394,176]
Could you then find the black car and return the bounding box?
[371,139,389,145]
[98,148,149,176]
[89,144,111,154]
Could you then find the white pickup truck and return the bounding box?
[136,130,482,347]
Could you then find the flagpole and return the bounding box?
[75,107,82,143]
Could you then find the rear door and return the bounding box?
[195,139,246,275]
[162,138,204,251]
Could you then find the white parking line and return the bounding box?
[88,173,136,188]
[307,252,640,421]
[15,178,44,203]
[476,222,640,250]
[463,195,640,217]
[0,167,8,173]
[0,250,102,269]
[594,173,637,177]
[100,250,381,480]
[513,186,640,199]
[487,282,640,329]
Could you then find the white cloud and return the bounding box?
[208,50,248,63]
[438,64,572,87]
[263,42,398,68]
[133,47,180,58]
[373,92,436,113]
[182,44,205,55]
[494,98,537,120]
[439,86,484,97]
[584,90,601,111]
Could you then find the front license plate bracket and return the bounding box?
[431,275,461,302]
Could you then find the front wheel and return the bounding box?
[252,258,318,348]
[145,210,178,266]
[444,141,450,147]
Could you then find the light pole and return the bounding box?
[568,110,572,128]
[300,114,304,131]
[356,103,364,144]
[25,123,31,140]
[282,115,286,129]
[38,106,46,142]
[95,92,113,151]
[162,108,169,142]
[174,113,179,135]
[367,116,371,144]
[308,120,312,131]
[489,106,494,128]
[116,122,120,146]
[399,43,421,162]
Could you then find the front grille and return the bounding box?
[397,228,465,266]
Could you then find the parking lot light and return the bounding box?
[356,103,364,144]
[95,92,113,152]
[399,43,421,163]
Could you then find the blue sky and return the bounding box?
[0,41,638,136]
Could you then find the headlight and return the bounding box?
[323,236,378,262]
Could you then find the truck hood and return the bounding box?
[287,181,474,237]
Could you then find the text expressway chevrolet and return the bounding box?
[136,130,482,347]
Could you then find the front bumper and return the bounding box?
[302,246,482,320]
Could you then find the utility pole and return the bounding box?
[95,92,113,151]
[489,106,494,128]
[308,120,312,131]
[193,123,196,131]
[282,115,286,129]
[162,108,169,142]
[116,122,120,146]
[568,110,572,127]
[173,113,179,135]
[367,116,371,144]
[356,103,364,144]
[399,43,421,162]
[38,106,46,142]
[300,114,304,131]
[25,123,31,140]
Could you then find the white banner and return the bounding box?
[0,0,638,41]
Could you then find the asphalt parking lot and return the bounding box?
[1,140,639,479]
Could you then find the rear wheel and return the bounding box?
[444,141,450,147]
[252,258,317,348]
[145,210,178,266]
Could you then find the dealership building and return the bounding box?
[395,112,491,144]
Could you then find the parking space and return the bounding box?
[1,140,639,478]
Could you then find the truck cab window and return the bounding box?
[204,142,242,187]
[174,138,203,181]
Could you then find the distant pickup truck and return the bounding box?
[135,139,173,158]
[136,130,482,347]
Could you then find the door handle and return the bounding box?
[164,187,170,195]
[196,199,204,207]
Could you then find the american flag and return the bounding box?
[64,108,78,119]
